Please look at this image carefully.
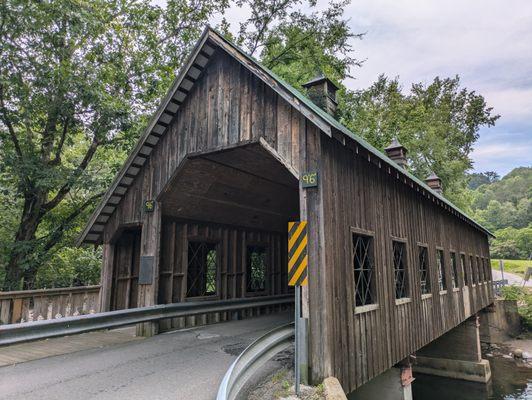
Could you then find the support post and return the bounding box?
[136,200,162,337]
[295,285,301,395]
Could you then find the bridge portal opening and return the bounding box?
[153,140,299,328]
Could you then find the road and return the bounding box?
[0,312,291,400]
[491,269,531,287]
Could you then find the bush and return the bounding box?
[501,285,532,331]
[35,247,102,289]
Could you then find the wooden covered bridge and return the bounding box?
[79,27,494,396]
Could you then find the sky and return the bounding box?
[158,0,532,176]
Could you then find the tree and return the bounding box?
[0,0,227,290]
[233,0,363,88]
[338,75,500,209]
[0,0,362,290]
[468,171,500,190]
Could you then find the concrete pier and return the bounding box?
[349,362,414,400]
[414,315,491,383]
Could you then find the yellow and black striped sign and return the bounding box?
[288,221,308,286]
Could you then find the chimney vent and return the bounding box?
[385,138,408,169]
[302,75,339,117]
[425,172,443,195]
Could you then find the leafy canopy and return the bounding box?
[338,75,500,209]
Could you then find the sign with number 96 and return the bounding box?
[301,171,318,188]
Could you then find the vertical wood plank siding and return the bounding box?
[156,219,289,331]
[98,48,492,392]
[101,50,301,243]
[315,135,492,392]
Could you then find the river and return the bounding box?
[413,356,532,399]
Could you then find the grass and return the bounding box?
[491,259,531,279]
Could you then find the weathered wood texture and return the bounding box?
[101,49,302,244]
[95,47,493,390]
[0,286,100,324]
[308,134,493,392]
[156,219,290,331]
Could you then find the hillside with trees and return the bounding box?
[469,167,531,259]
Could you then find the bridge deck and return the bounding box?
[0,313,291,400]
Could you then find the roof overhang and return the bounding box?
[79,26,493,245]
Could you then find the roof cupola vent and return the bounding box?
[425,172,443,195]
[302,74,339,117]
[384,138,408,169]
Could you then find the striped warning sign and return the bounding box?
[288,221,308,286]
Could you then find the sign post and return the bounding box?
[288,221,308,396]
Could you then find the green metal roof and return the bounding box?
[210,28,494,237]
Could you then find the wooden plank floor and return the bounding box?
[0,327,142,367]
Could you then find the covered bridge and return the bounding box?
[79,27,494,394]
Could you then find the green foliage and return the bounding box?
[469,167,531,258]
[0,0,228,289]
[491,259,531,279]
[35,247,102,289]
[234,0,362,89]
[468,171,500,190]
[338,75,499,209]
[501,285,532,330]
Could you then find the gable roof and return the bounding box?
[79,27,493,244]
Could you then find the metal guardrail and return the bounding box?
[492,279,509,296]
[0,294,293,346]
[217,322,295,400]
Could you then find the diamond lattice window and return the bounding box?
[437,249,447,291]
[477,256,484,282]
[187,241,217,297]
[247,246,267,292]
[393,241,409,299]
[461,254,469,286]
[418,246,431,295]
[450,252,459,289]
[352,233,376,307]
[470,255,477,284]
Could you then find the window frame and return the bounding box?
[469,254,477,286]
[460,252,469,287]
[436,247,447,294]
[449,251,460,290]
[245,243,269,295]
[351,227,378,312]
[185,238,220,300]
[391,237,410,302]
[418,244,431,297]
[476,255,484,283]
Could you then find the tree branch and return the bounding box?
[0,82,24,161]
[43,136,100,212]
[40,191,105,253]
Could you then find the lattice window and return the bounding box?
[187,241,217,297]
[247,245,267,292]
[393,241,409,299]
[352,233,376,306]
[418,246,431,295]
[470,255,477,284]
[484,258,491,282]
[461,254,469,286]
[436,249,447,291]
[477,256,484,282]
[450,252,459,289]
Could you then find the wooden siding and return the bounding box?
[157,219,289,331]
[94,47,494,390]
[101,49,303,243]
[309,134,493,392]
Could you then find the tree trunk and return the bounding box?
[2,192,45,291]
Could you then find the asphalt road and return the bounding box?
[492,269,531,287]
[0,312,291,400]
